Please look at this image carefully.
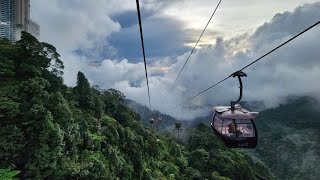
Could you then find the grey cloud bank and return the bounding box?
[31,1,320,120]
[101,3,320,120]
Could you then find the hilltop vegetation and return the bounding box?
[171,97,320,180]
[253,97,320,180]
[0,32,275,179]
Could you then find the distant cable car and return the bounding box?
[149,113,162,124]
[149,117,155,124]
[210,71,259,148]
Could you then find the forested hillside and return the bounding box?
[175,97,320,180]
[125,99,184,131]
[0,32,275,179]
[253,97,320,180]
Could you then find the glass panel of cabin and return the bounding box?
[222,119,236,138]
[213,115,223,133]
[235,120,255,138]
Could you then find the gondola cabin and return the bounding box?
[211,104,259,148]
[149,113,162,124]
[149,117,155,124]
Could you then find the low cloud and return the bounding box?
[108,14,192,60]
[31,0,122,55]
[31,1,320,120]
[77,3,320,120]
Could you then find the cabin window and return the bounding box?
[235,119,255,137]
[221,119,236,138]
[213,114,223,133]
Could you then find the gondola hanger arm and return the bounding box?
[231,71,247,110]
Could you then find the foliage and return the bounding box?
[253,96,320,180]
[174,122,183,140]
[184,124,276,180]
[0,32,275,179]
[0,169,20,180]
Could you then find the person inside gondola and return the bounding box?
[228,121,236,133]
[236,127,243,137]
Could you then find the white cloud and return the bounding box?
[31,0,121,54]
[161,0,319,37]
[75,2,320,120]
[30,1,320,120]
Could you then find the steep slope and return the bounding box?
[185,123,276,180]
[125,99,185,130]
[175,97,320,180]
[253,97,320,180]
[185,97,320,180]
[0,32,275,179]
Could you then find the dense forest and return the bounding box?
[253,97,320,180]
[181,97,320,180]
[0,32,275,179]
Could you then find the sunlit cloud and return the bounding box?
[31,1,320,120]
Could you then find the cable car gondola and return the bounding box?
[211,71,259,148]
[149,113,162,124]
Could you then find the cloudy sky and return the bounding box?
[31,0,320,120]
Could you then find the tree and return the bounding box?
[107,88,125,102]
[93,95,104,119]
[188,148,210,171]
[174,123,183,140]
[0,33,276,180]
[74,72,94,109]
[0,56,15,82]
[25,111,64,179]
[210,172,231,180]
[0,169,20,179]
[15,32,63,80]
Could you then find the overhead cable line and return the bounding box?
[162,0,222,103]
[170,76,230,110]
[240,20,320,71]
[169,20,320,111]
[136,0,152,110]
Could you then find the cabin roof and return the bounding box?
[213,105,259,120]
